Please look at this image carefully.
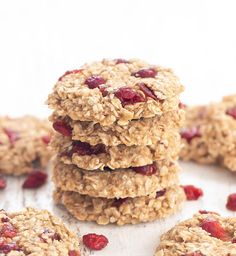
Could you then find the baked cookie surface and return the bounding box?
[51,108,185,146]
[155,212,236,256]
[180,94,236,171]
[52,160,180,198]
[0,116,53,175]
[0,208,80,255]
[51,132,180,170]
[54,185,185,226]
[47,59,183,126]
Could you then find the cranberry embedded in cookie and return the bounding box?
[114,87,146,106]
[132,163,157,176]
[226,106,236,119]
[132,68,157,78]
[53,120,72,137]
[180,127,201,143]
[85,75,106,89]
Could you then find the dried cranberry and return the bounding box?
[85,75,106,89]
[0,223,17,238]
[39,229,61,242]
[138,83,157,100]
[83,233,108,251]
[132,68,157,78]
[199,210,220,215]
[58,69,83,81]
[112,198,127,208]
[114,59,129,64]
[3,128,20,144]
[0,176,6,190]
[226,193,236,211]
[226,107,236,120]
[41,135,51,144]
[99,86,108,97]
[133,163,157,176]
[201,218,230,241]
[183,185,203,200]
[68,250,80,256]
[179,102,186,109]
[22,170,47,189]
[66,141,106,157]
[1,218,9,223]
[0,242,20,253]
[181,127,201,143]
[232,238,236,243]
[156,189,166,198]
[115,87,145,106]
[53,120,72,137]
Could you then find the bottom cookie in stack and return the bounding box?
[54,186,185,226]
[52,160,185,225]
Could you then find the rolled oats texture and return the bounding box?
[47,58,184,126]
[0,116,53,175]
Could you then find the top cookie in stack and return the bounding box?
[48,59,185,225]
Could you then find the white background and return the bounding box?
[0,1,236,255]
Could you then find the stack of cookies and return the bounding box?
[47,58,186,225]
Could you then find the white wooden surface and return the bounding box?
[1,0,236,255]
[0,162,235,256]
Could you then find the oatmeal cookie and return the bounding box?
[0,208,81,255]
[51,132,180,170]
[0,116,53,175]
[51,108,185,146]
[54,185,185,225]
[52,160,180,198]
[155,211,236,256]
[180,94,236,171]
[47,59,184,126]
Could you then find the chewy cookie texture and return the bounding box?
[48,58,185,225]
[155,212,236,256]
[181,94,236,171]
[0,116,53,175]
[0,208,80,255]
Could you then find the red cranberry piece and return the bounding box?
[85,75,106,89]
[3,128,20,144]
[0,223,17,238]
[232,238,236,243]
[112,198,127,208]
[133,163,157,176]
[68,250,80,256]
[115,87,145,106]
[201,218,230,241]
[132,68,157,78]
[199,210,220,215]
[40,229,61,242]
[22,170,47,189]
[58,69,83,81]
[226,193,236,211]
[114,59,129,64]
[138,83,157,100]
[83,233,108,251]
[53,120,72,137]
[41,135,51,144]
[181,127,201,143]
[226,107,236,120]
[183,185,203,200]
[0,242,20,254]
[67,141,106,157]
[156,189,166,198]
[179,102,186,109]
[1,218,9,223]
[0,176,6,190]
[99,86,108,97]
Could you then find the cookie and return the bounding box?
[0,116,53,175]
[155,211,236,256]
[51,108,185,146]
[180,94,236,171]
[54,185,185,225]
[52,160,180,198]
[0,208,80,255]
[51,131,180,170]
[47,59,184,126]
